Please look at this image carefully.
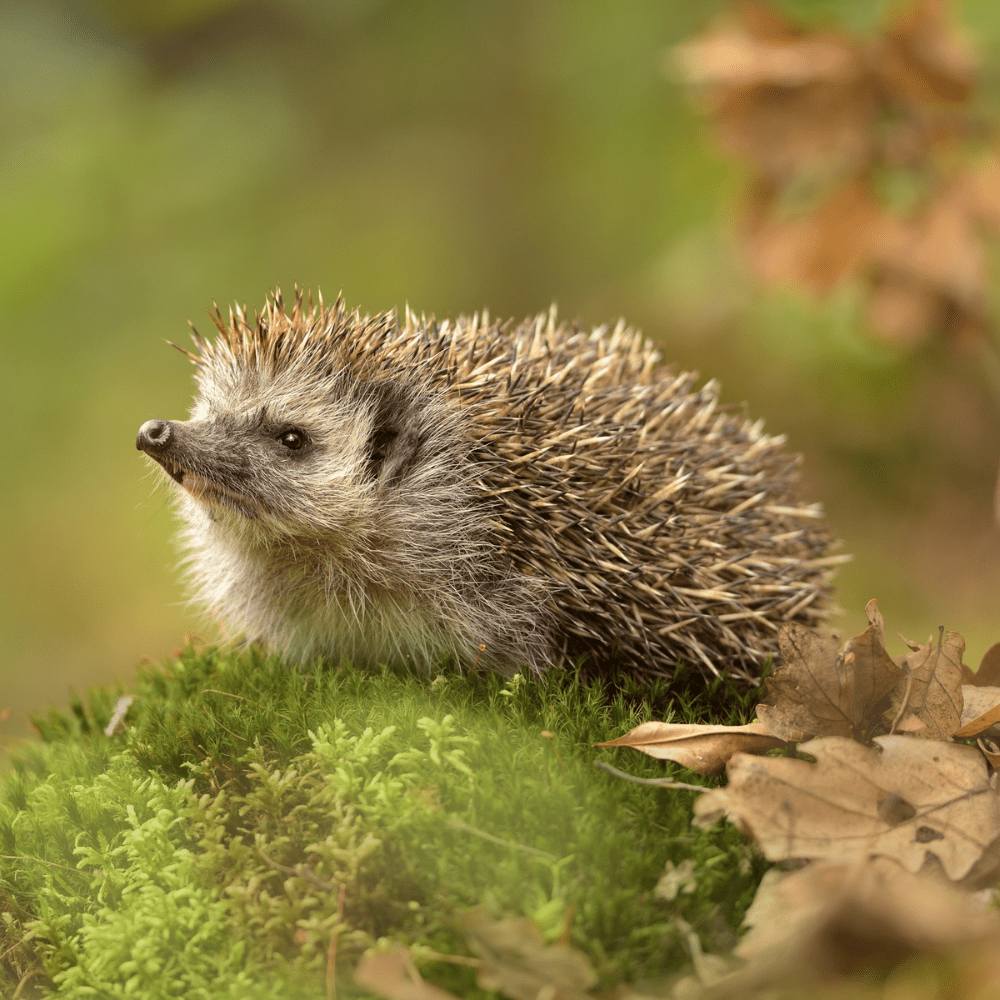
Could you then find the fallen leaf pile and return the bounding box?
[673,0,1000,352]
[602,598,1000,997]
[353,599,1000,1000]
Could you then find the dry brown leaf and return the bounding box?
[670,921,734,999]
[886,628,965,740]
[757,599,903,742]
[891,711,928,733]
[868,190,986,308]
[743,179,880,293]
[865,273,944,347]
[957,159,1000,233]
[979,739,1000,769]
[877,0,977,107]
[460,908,596,1000]
[964,641,1000,686]
[675,30,857,88]
[721,857,1000,994]
[674,0,996,369]
[864,180,992,348]
[354,950,463,1000]
[842,596,908,704]
[594,721,787,776]
[715,76,872,182]
[693,734,1000,880]
[654,858,697,902]
[674,12,872,181]
[954,686,1000,738]
[983,643,1000,680]
[844,597,903,684]
[735,1,801,42]
[956,834,1000,891]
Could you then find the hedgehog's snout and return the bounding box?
[136,418,173,453]
[137,418,186,484]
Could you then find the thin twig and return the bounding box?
[0,855,92,877]
[0,933,33,964]
[413,949,482,968]
[447,816,559,862]
[889,670,914,736]
[12,968,42,999]
[200,689,271,712]
[257,846,339,893]
[593,760,708,791]
[202,705,248,743]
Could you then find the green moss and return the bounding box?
[1,649,764,998]
[0,745,270,998]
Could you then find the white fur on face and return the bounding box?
[170,333,554,674]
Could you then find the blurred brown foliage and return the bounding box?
[677,0,1000,352]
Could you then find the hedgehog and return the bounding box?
[136,288,842,683]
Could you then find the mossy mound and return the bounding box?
[0,649,765,999]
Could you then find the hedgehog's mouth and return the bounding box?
[151,455,186,486]
[149,455,260,516]
[146,453,198,491]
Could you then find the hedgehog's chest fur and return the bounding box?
[145,292,836,682]
[179,491,525,671]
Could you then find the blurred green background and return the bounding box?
[2,0,999,744]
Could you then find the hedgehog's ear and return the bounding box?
[366,382,423,486]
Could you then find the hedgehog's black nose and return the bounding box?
[136,419,173,452]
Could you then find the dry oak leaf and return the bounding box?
[867,187,987,317]
[956,158,1000,236]
[672,14,873,181]
[674,29,857,88]
[743,178,881,294]
[954,686,1000,739]
[354,950,462,1000]
[876,0,977,107]
[865,272,949,348]
[594,721,787,776]
[961,640,1000,687]
[979,739,1000,770]
[693,734,1000,881]
[756,599,903,742]
[724,857,1000,993]
[887,629,965,740]
[460,908,597,1000]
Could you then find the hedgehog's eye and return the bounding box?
[277,429,306,451]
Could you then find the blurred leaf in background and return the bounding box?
[674,0,998,350]
[1,0,998,746]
